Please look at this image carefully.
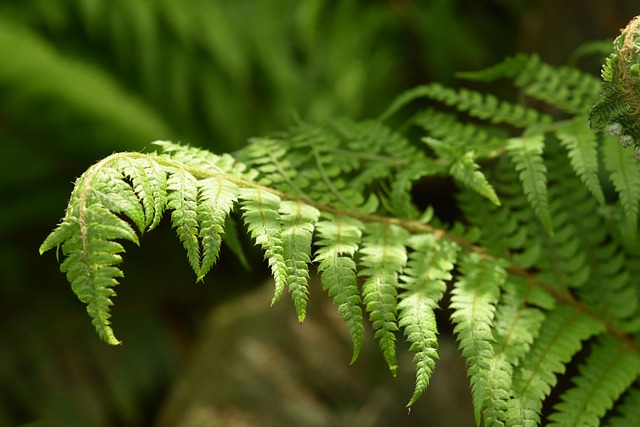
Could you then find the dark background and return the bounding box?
[0,1,637,426]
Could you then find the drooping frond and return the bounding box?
[39,27,640,426]
[398,233,459,406]
[279,201,320,322]
[39,155,159,345]
[359,223,409,375]
[314,215,365,363]
[238,187,288,304]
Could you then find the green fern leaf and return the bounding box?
[239,187,287,304]
[399,233,459,406]
[554,118,605,206]
[59,205,138,345]
[548,335,640,427]
[359,223,409,376]
[413,108,507,159]
[382,83,550,128]
[602,136,640,236]
[166,167,201,275]
[314,215,365,363]
[113,156,168,231]
[507,133,553,234]
[450,252,505,426]
[196,177,239,281]
[508,305,605,426]
[279,200,320,322]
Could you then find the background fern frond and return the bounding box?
[412,108,507,159]
[314,216,365,363]
[398,233,459,406]
[359,223,409,375]
[554,118,605,205]
[383,83,551,128]
[508,306,605,426]
[548,335,640,427]
[506,133,553,234]
[605,386,640,427]
[459,54,601,114]
[602,136,640,237]
[279,201,320,322]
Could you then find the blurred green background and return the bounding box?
[0,1,636,426]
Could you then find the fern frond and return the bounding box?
[554,118,605,206]
[506,133,553,234]
[508,306,605,426]
[412,108,507,159]
[382,83,551,128]
[314,215,365,363]
[196,177,239,281]
[398,233,459,406]
[450,252,506,426]
[359,223,409,375]
[548,335,640,427]
[602,136,640,237]
[39,155,152,345]
[238,187,287,304]
[279,201,320,322]
[459,54,601,114]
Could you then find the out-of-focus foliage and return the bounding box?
[1,1,637,426]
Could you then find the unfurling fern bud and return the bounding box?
[589,15,640,156]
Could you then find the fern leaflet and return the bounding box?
[359,222,409,376]
[238,187,288,304]
[506,132,553,234]
[279,200,320,322]
[398,233,459,406]
[548,335,640,427]
[314,215,365,363]
[450,252,506,426]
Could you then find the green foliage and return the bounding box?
[41,17,640,426]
